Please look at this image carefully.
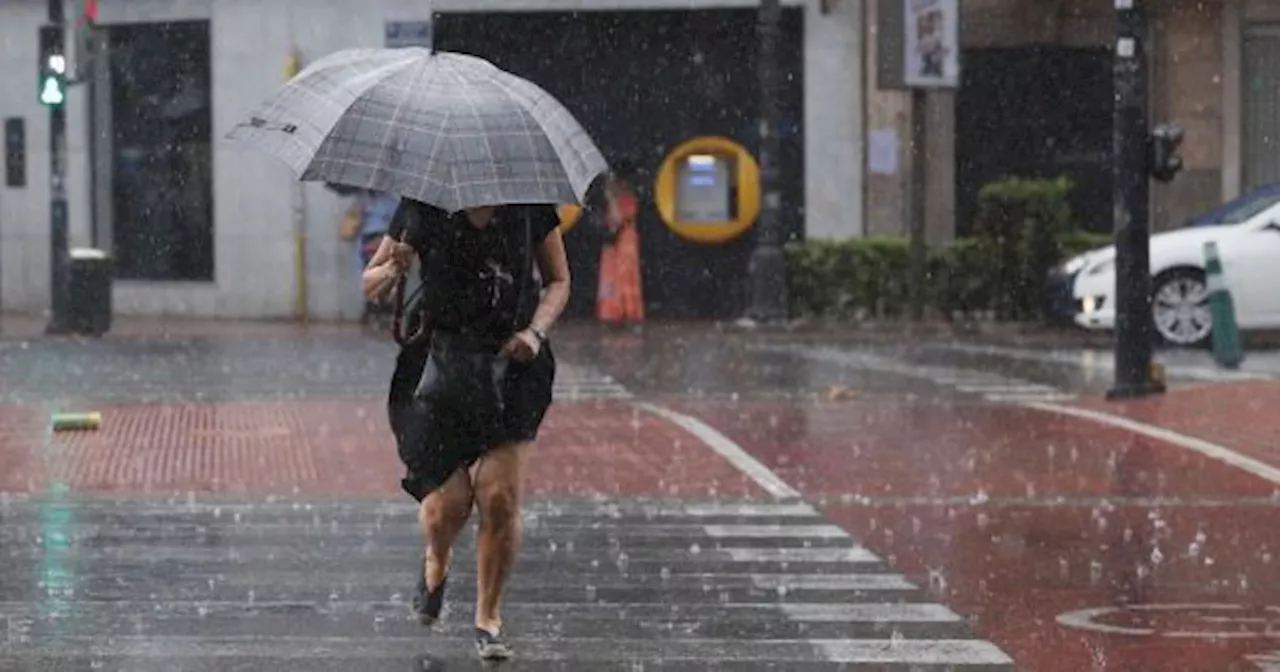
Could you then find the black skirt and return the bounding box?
[387,336,556,502]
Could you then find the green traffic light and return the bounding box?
[39,74,65,107]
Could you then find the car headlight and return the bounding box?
[1061,256,1088,275]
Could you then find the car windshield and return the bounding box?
[1190,187,1280,226]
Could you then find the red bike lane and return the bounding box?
[673,393,1280,672]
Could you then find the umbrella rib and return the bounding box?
[367,56,437,191]
[484,75,574,203]
[452,66,502,210]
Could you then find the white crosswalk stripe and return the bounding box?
[0,497,1015,669]
[766,345,1077,404]
[553,364,633,400]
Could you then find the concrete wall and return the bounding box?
[0,0,54,314]
[803,0,864,240]
[1150,0,1228,230]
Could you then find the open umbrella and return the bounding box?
[227,49,608,212]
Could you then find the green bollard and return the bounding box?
[1204,241,1243,369]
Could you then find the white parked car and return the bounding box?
[1052,185,1280,347]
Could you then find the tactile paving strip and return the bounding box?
[0,401,763,500]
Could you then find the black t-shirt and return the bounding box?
[387,199,559,340]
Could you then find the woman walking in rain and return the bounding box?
[363,200,569,660]
[229,48,604,661]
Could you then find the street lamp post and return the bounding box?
[746,0,789,323]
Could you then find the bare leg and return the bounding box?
[419,468,473,594]
[470,441,530,634]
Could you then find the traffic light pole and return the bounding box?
[47,103,69,335]
[43,0,70,334]
[746,0,788,323]
[1108,0,1164,399]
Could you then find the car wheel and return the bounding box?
[1151,268,1212,348]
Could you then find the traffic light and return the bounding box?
[38,25,66,108]
[1149,123,1184,183]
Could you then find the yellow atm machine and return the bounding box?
[655,136,760,244]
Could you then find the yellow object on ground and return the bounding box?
[51,412,102,431]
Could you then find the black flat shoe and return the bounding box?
[411,555,448,626]
[474,626,513,660]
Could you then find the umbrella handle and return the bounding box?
[391,232,430,348]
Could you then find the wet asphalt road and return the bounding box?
[0,324,1274,670]
[2,324,1253,407]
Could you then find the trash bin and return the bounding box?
[67,247,112,337]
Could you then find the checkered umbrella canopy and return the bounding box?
[226,49,608,212]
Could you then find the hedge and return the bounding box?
[786,177,1113,321]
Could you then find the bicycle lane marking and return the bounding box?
[1055,603,1280,638]
[1022,401,1280,487]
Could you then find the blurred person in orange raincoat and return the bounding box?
[596,163,645,326]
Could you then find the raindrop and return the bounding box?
[548,540,558,554]
[1151,546,1165,565]
[911,517,922,536]
[975,513,989,531]
[889,629,906,647]
[1089,560,1103,585]
[1058,557,1070,580]
[585,584,597,600]
[659,567,671,581]
[689,543,701,556]
[1123,527,1134,543]
[616,551,630,574]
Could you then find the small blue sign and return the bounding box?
[385,20,432,50]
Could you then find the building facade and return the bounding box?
[0,0,865,320]
[866,0,1280,243]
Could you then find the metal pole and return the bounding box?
[46,4,70,335]
[1107,0,1163,399]
[747,0,788,322]
[907,89,928,321]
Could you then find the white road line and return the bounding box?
[682,502,817,517]
[955,384,1059,393]
[983,393,1076,403]
[780,603,962,623]
[816,639,1015,666]
[723,547,881,563]
[635,402,802,500]
[1023,401,1280,486]
[749,573,917,591]
[703,524,850,539]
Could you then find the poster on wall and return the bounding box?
[903,0,959,88]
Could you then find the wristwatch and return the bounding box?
[529,327,548,343]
